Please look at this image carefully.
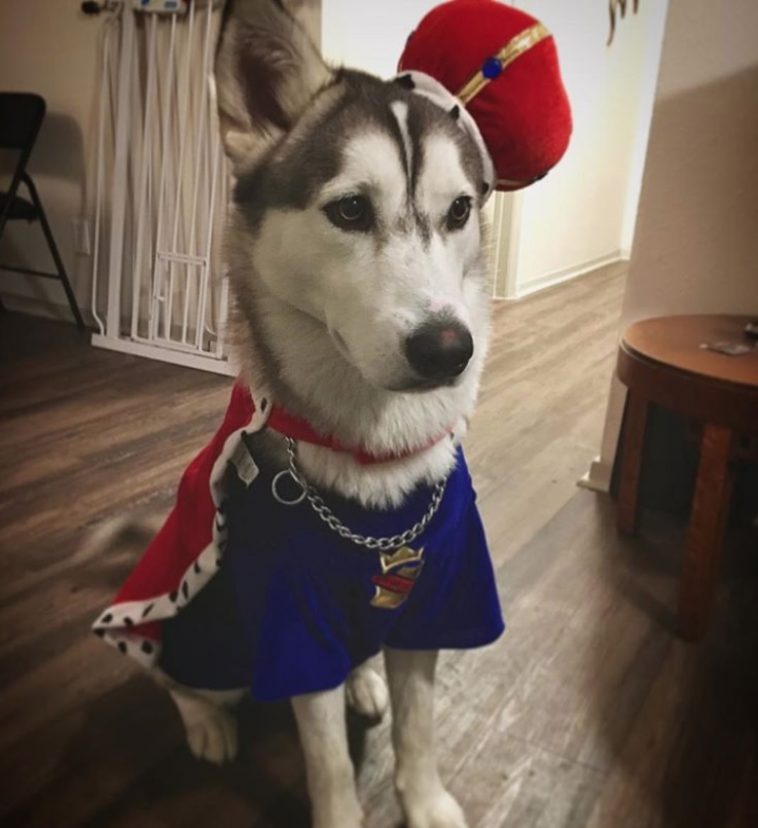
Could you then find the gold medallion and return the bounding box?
[370,546,425,610]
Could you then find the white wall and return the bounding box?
[321,0,439,78]
[589,0,758,491]
[502,0,668,298]
[0,0,101,322]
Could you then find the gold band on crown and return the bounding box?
[456,22,550,105]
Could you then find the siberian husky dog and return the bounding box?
[158,1,494,826]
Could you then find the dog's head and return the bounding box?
[216,0,492,393]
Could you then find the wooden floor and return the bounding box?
[2,264,757,828]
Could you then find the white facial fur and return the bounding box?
[251,127,484,391]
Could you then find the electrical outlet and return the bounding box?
[73,218,92,256]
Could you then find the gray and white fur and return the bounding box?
[163,1,495,825]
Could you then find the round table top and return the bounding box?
[622,314,758,389]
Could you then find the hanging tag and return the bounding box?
[231,444,260,487]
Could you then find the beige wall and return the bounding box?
[0,0,101,320]
[590,0,758,490]
[505,0,668,298]
[321,0,439,77]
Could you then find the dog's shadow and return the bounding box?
[33,522,392,827]
[54,669,383,828]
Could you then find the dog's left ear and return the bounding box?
[215,0,334,171]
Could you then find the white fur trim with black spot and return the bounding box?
[91,383,273,668]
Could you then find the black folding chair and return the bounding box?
[0,92,85,330]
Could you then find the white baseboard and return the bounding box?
[510,250,626,301]
[577,456,613,493]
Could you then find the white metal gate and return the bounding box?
[89,0,510,376]
[90,0,234,375]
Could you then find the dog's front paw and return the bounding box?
[345,663,388,720]
[184,704,238,765]
[399,783,468,828]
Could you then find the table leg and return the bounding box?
[678,423,735,641]
[617,392,648,535]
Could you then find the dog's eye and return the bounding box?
[324,195,374,232]
[446,196,472,231]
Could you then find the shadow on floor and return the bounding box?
[591,496,758,828]
[12,667,381,828]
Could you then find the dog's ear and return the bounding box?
[215,0,334,170]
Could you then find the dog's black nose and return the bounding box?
[405,321,474,380]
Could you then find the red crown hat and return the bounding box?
[399,0,572,192]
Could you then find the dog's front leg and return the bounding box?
[291,684,363,828]
[384,649,467,828]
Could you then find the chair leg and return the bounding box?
[0,174,25,320]
[616,391,648,535]
[27,184,86,331]
[678,423,734,641]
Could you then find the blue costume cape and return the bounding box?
[93,384,504,702]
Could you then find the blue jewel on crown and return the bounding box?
[482,56,503,79]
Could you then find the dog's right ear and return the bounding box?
[214,0,334,171]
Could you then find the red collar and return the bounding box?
[241,384,449,466]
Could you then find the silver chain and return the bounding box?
[279,437,448,553]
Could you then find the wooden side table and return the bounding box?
[615,315,758,641]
